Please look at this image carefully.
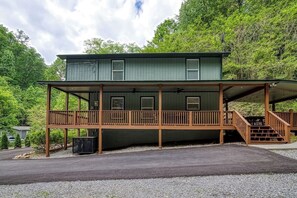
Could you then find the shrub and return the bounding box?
[30,130,63,152]
[25,135,31,147]
[1,132,9,149]
[14,133,22,148]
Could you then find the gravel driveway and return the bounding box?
[1,174,297,198]
[0,144,297,185]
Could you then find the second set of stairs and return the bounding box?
[250,126,285,144]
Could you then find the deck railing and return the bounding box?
[49,110,99,125]
[233,110,251,144]
[131,110,159,126]
[274,111,297,128]
[48,110,233,127]
[224,111,233,126]
[268,111,290,142]
[192,111,220,126]
[162,111,189,126]
[76,110,99,125]
[49,111,75,125]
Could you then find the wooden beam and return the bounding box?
[46,85,51,157]
[64,93,69,150]
[77,98,81,137]
[272,103,276,112]
[219,83,224,144]
[158,85,162,149]
[226,86,264,102]
[98,85,103,154]
[265,83,270,125]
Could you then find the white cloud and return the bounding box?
[0,0,183,64]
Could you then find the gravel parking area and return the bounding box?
[0,173,297,198]
[272,150,297,160]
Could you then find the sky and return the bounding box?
[0,0,183,64]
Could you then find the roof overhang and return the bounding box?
[57,52,230,60]
[38,80,297,103]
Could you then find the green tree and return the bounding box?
[84,38,141,54]
[25,134,31,147]
[1,132,8,149]
[14,133,21,148]
[0,77,18,131]
[45,58,66,81]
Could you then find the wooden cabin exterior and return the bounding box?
[39,53,297,157]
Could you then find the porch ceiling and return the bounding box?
[38,80,297,103]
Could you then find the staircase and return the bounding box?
[250,126,285,143]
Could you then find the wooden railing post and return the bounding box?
[189,111,192,126]
[289,109,293,128]
[129,111,132,126]
[74,111,77,125]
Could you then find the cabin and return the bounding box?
[39,52,297,157]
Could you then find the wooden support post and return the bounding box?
[272,103,276,112]
[45,85,51,157]
[289,109,293,127]
[63,129,68,150]
[64,92,69,150]
[219,83,224,144]
[264,83,270,125]
[128,111,132,126]
[225,102,229,111]
[189,111,193,127]
[98,85,103,154]
[77,98,81,137]
[158,85,162,149]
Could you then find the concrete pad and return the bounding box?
[250,142,297,150]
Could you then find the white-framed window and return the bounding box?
[186,59,199,80]
[111,97,125,110]
[186,96,201,111]
[112,60,124,81]
[141,97,154,110]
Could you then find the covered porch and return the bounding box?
[39,80,297,157]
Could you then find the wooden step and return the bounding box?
[250,140,286,144]
[251,137,284,141]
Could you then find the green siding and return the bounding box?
[66,60,97,81]
[89,92,218,110]
[102,130,219,149]
[98,59,111,80]
[200,57,221,80]
[125,58,185,80]
[66,57,222,81]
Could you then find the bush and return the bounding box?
[30,130,63,152]
[25,135,31,147]
[1,132,9,149]
[14,133,22,148]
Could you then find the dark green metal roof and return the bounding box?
[57,52,230,60]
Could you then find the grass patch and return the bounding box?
[290,135,297,143]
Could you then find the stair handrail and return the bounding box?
[233,110,251,144]
[268,111,290,143]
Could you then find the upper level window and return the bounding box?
[141,97,154,110]
[186,59,199,80]
[112,60,124,81]
[111,97,125,110]
[186,97,201,111]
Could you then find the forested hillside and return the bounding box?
[144,0,297,81]
[0,0,296,148]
